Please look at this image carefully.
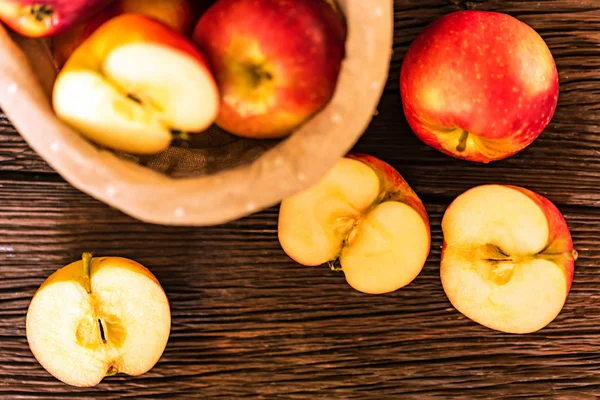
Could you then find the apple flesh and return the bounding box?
[193,0,346,138]
[279,154,431,294]
[400,11,559,163]
[0,0,112,37]
[441,185,577,334]
[53,0,196,69]
[26,253,171,387]
[53,14,219,154]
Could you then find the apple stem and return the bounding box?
[456,130,469,152]
[82,252,93,294]
[171,130,191,141]
[538,249,579,263]
[30,5,54,22]
[247,64,273,88]
[328,259,343,272]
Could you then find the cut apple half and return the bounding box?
[278,154,431,294]
[53,14,219,154]
[26,253,171,387]
[441,185,577,334]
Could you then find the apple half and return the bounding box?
[441,185,577,334]
[26,253,171,387]
[279,154,431,294]
[53,14,219,154]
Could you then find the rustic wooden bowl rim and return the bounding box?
[0,0,393,226]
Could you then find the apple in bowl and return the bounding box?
[441,185,577,333]
[53,14,219,154]
[53,0,197,69]
[279,154,430,294]
[400,11,559,163]
[0,0,112,37]
[26,253,171,387]
[193,0,346,139]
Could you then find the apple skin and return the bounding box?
[348,152,430,234]
[0,0,113,37]
[59,14,213,95]
[441,185,575,291]
[505,186,574,289]
[53,0,196,68]
[26,254,171,387]
[54,14,219,154]
[278,154,431,295]
[400,11,559,163]
[193,0,346,138]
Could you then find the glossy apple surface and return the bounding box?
[0,0,112,37]
[193,0,346,138]
[53,0,196,68]
[400,11,559,163]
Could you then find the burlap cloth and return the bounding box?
[0,0,392,226]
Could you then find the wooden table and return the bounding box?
[1,1,599,398]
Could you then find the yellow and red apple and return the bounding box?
[279,154,430,294]
[193,0,346,138]
[26,253,171,387]
[0,0,112,37]
[53,14,219,154]
[400,11,559,163]
[53,0,197,68]
[441,185,577,333]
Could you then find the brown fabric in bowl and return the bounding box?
[0,0,393,226]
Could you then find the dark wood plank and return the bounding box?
[0,179,600,399]
[1,0,600,398]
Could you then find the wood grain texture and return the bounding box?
[1,0,600,398]
[1,179,600,399]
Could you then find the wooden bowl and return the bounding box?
[0,0,393,226]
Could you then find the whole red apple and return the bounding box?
[0,0,113,37]
[193,0,346,139]
[400,11,559,163]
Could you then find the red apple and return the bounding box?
[53,14,219,154]
[279,154,430,294]
[53,0,196,68]
[441,185,577,333]
[0,0,113,37]
[193,0,346,138]
[400,11,559,163]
